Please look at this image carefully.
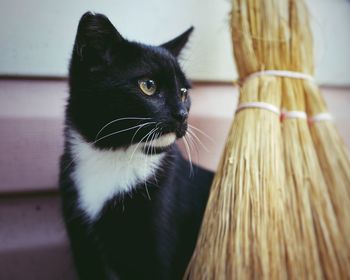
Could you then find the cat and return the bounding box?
[59,12,213,280]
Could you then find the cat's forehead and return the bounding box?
[135,43,179,70]
[114,41,185,80]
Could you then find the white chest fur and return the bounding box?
[68,130,168,221]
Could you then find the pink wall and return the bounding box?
[0,79,349,193]
[0,78,349,279]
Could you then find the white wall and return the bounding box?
[0,0,349,85]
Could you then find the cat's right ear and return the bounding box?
[160,27,194,57]
[74,12,123,68]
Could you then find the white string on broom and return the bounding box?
[309,112,333,123]
[241,70,315,83]
[236,70,333,123]
[235,102,281,115]
[235,103,308,120]
[282,110,307,120]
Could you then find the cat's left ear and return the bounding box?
[160,27,194,57]
[74,12,124,68]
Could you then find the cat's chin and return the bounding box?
[142,133,176,155]
[150,133,176,148]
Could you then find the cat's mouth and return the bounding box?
[162,121,188,139]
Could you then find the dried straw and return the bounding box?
[306,87,350,200]
[281,1,350,278]
[184,79,288,280]
[184,0,350,279]
[184,0,291,278]
[306,84,350,251]
[302,15,350,255]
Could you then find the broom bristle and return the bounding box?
[282,79,349,278]
[281,1,349,277]
[185,77,288,279]
[184,0,350,279]
[304,60,350,253]
[185,0,292,278]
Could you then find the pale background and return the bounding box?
[0,0,349,85]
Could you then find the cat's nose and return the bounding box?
[172,109,188,123]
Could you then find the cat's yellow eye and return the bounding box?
[138,79,157,96]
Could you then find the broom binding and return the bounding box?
[238,70,315,85]
[235,102,281,115]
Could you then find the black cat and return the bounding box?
[59,12,213,280]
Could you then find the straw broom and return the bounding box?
[306,84,350,198]
[302,35,350,253]
[184,73,288,279]
[184,0,350,279]
[277,3,324,276]
[306,83,350,250]
[184,0,293,278]
[281,1,350,278]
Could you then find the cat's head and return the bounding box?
[67,12,193,151]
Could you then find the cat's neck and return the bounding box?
[67,129,167,221]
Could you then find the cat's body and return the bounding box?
[60,12,213,280]
[60,133,212,280]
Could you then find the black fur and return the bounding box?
[60,12,213,280]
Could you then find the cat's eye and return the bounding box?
[180,88,188,102]
[138,79,157,96]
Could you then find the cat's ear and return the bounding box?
[74,12,123,67]
[160,27,194,57]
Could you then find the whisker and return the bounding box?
[188,124,215,143]
[64,122,155,174]
[152,132,160,154]
[152,131,161,186]
[143,128,158,194]
[62,155,78,174]
[129,127,158,162]
[145,128,157,157]
[93,123,147,144]
[130,122,157,144]
[188,128,210,152]
[183,135,194,177]
[144,182,151,200]
[95,117,151,140]
[186,131,200,164]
